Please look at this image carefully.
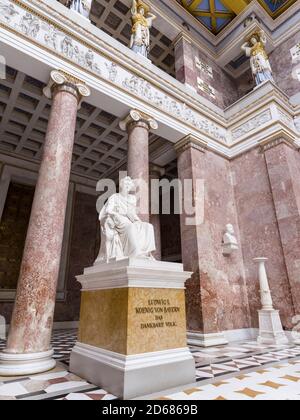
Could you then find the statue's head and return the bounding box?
[138,6,145,15]
[226,224,234,235]
[246,31,261,46]
[250,36,258,46]
[120,176,135,194]
[137,0,150,15]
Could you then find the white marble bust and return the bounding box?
[95,176,156,264]
[222,224,238,256]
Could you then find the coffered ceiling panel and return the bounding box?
[0,67,173,182]
[178,0,297,34]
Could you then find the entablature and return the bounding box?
[0,0,299,163]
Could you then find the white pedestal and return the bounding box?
[71,343,195,400]
[187,331,228,347]
[70,258,196,399]
[0,315,5,340]
[257,310,289,345]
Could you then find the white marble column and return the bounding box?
[120,110,158,222]
[0,70,90,376]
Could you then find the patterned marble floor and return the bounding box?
[0,330,300,400]
[154,359,300,400]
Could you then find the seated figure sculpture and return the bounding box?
[95,176,156,264]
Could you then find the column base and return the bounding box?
[257,310,289,345]
[0,349,56,376]
[187,331,228,347]
[70,342,195,400]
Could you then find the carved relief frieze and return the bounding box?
[231,110,272,140]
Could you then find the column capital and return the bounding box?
[259,134,299,153]
[119,109,158,132]
[149,164,165,179]
[175,134,207,156]
[173,31,193,48]
[43,70,91,108]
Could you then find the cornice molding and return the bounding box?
[175,134,207,156]
[259,133,299,152]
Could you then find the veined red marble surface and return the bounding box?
[264,143,300,317]
[178,146,251,334]
[6,90,78,353]
[232,147,295,329]
[127,122,150,222]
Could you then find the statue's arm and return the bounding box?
[105,196,118,218]
[131,0,137,15]
[147,13,157,25]
[241,43,251,57]
[241,42,248,51]
[259,31,267,45]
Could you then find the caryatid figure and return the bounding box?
[67,0,92,19]
[130,0,156,59]
[241,30,274,86]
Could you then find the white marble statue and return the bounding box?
[95,177,156,264]
[130,0,156,59]
[241,30,274,86]
[222,224,238,256]
[67,0,92,19]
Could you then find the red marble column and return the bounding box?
[263,138,300,316]
[175,135,250,347]
[120,110,158,222]
[0,70,90,375]
[149,164,165,260]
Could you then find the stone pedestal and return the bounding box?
[70,258,195,399]
[0,315,5,340]
[254,258,288,345]
[257,310,289,345]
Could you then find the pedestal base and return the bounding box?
[187,331,228,347]
[0,315,5,340]
[0,349,56,376]
[70,342,195,399]
[70,258,195,399]
[257,310,289,345]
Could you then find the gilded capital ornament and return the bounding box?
[43,70,91,108]
[119,109,158,132]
